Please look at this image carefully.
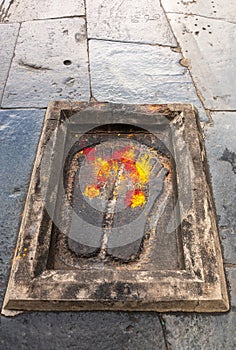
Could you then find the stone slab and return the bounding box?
[86,0,176,46]
[166,13,236,110]
[89,40,208,121]
[0,312,166,350]
[2,18,90,108]
[163,268,236,350]
[0,109,45,302]
[227,268,236,307]
[0,0,85,22]
[162,0,236,22]
[205,112,236,264]
[164,308,236,350]
[2,101,228,313]
[0,23,19,103]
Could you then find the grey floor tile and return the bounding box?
[89,39,207,121]
[227,268,236,306]
[2,18,90,108]
[164,311,236,350]
[86,0,176,46]
[0,23,19,103]
[0,0,85,22]
[163,268,236,350]
[0,109,45,302]
[0,311,166,350]
[166,13,236,110]
[205,112,236,264]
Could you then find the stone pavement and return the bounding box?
[0,0,235,349]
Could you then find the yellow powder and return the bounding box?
[84,184,100,198]
[130,191,146,208]
[135,155,152,184]
[95,158,109,169]
[122,148,135,160]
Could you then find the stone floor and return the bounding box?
[0,0,235,349]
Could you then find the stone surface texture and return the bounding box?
[0,109,44,302]
[86,0,177,46]
[2,18,90,108]
[162,0,236,21]
[0,23,19,102]
[164,309,236,350]
[166,13,236,110]
[0,312,166,350]
[205,112,236,264]
[0,0,235,348]
[0,0,85,22]
[89,39,207,120]
[163,268,236,350]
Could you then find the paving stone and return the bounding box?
[161,0,236,21]
[205,112,236,264]
[163,267,236,350]
[0,0,85,22]
[86,0,176,46]
[164,307,236,349]
[89,39,208,121]
[2,18,90,108]
[0,109,45,302]
[0,312,166,350]
[0,23,19,102]
[227,268,236,307]
[166,13,236,110]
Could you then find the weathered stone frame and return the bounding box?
[2,101,229,314]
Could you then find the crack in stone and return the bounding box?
[166,11,236,25]
[18,60,52,71]
[1,22,20,107]
[159,315,171,350]
[83,0,93,99]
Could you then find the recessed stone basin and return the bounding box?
[2,102,229,314]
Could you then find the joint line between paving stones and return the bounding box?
[159,0,178,48]
[160,3,209,120]
[203,110,214,124]
[209,109,236,112]
[224,263,236,268]
[159,315,171,350]
[180,55,209,119]
[0,23,21,108]
[0,107,47,111]
[8,15,87,24]
[166,11,236,25]
[83,1,93,100]
[88,36,177,49]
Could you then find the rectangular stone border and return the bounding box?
[2,101,229,314]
